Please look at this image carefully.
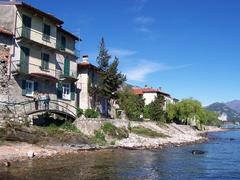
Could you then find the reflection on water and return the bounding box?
[1,130,240,180]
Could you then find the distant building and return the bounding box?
[132,86,174,110]
[218,112,228,122]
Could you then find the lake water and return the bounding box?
[1,130,240,180]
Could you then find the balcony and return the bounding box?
[16,26,57,49]
[56,70,78,82]
[11,60,58,81]
[56,43,80,58]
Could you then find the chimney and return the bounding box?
[82,55,89,63]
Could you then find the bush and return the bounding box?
[76,108,84,118]
[143,105,150,119]
[148,95,166,122]
[84,109,99,118]
[118,88,145,121]
[90,130,106,145]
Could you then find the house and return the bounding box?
[132,86,174,110]
[0,1,80,113]
[76,55,108,116]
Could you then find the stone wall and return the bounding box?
[74,118,129,136]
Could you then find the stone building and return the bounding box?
[76,55,108,117]
[0,1,80,113]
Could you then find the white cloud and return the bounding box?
[110,48,137,57]
[124,60,191,82]
[135,16,155,24]
[130,0,148,12]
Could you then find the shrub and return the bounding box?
[61,121,81,133]
[76,108,84,118]
[102,122,117,136]
[90,130,106,145]
[148,95,166,122]
[102,122,129,139]
[143,105,150,119]
[118,88,145,121]
[84,109,99,118]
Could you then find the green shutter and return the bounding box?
[64,58,70,76]
[71,83,75,100]
[61,36,66,50]
[57,82,63,99]
[22,80,26,95]
[34,82,38,92]
[20,46,29,74]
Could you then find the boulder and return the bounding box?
[192,150,205,155]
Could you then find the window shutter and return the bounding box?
[34,81,38,92]
[22,80,26,95]
[71,83,75,101]
[64,58,70,76]
[61,36,66,50]
[41,53,44,69]
[57,82,63,99]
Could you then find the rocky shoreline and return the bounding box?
[0,124,225,166]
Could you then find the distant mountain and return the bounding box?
[226,100,240,113]
[206,102,240,121]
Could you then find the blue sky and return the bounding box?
[25,0,240,105]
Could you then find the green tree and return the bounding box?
[96,38,111,71]
[166,103,176,123]
[148,95,166,122]
[96,39,126,100]
[118,88,144,121]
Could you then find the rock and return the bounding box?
[192,150,206,155]
[3,161,10,167]
[27,151,35,158]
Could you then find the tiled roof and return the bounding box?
[132,87,171,97]
[0,27,13,36]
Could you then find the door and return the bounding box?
[20,46,30,74]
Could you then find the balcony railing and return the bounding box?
[59,71,78,80]
[56,43,80,57]
[11,60,59,79]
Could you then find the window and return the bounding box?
[22,14,31,28]
[41,53,49,70]
[43,24,51,41]
[62,83,70,100]
[22,15,31,38]
[25,80,34,96]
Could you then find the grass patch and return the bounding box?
[131,127,169,138]
[38,121,82,135]
[90,130,107,146]
[102,123,129,140]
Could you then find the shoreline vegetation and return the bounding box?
[0,120,225,166]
